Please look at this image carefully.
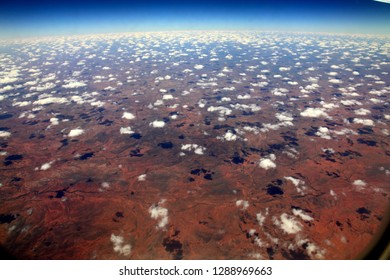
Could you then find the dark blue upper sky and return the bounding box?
[1,0,390,38]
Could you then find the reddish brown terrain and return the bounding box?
[0,31,389,259]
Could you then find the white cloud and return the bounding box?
[374,0,390,4]
[34,82,56,92]
[138,174,146,181]
[329,78,342,84]
[207,106,232,117]
[0,131,11,138]
[0,76,18,85]
[300,108,330,118]
[316,126,331,139]
[284,176,301,187]
[122,112,135,120]
[275,112,293,123]
[221,130,237,141]
[181,144,206,155]
[68,128,84,137]
[330,189,337,199]
[292,208,313,222]
[273,213,302,234]
[40,160,55,171]
[353,118,374,126]
[340,100,362,106]
[63,80,87,89]
[110,234,131,256]
[296,238,326,259]
[284,176,307,195]
[149,200,169,229]
[33,97,68,105]
[237,94,251,99]
[353,179,366,190]
[162,94,174,100]
[236,200,249,210]
[194,64,204,70]
[50,117,59,125]
[120,127,134,134]
[256,210,268,226]
[259,157,276,170]
[354,108,371,116]
[149,120,166,128]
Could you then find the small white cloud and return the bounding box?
[181,144,206,155]
[50,117,59,126]
[110,234,131,256]
[341,100,362,106]
[292,208,313,222]
[354,108,371,116]
[329,78,342,84]
[259,155,276,170]
[273,213,302,234]
[120,127,134,134]
[0,131,11,138]
[353,118,374,126]
[68,128,84,137]
[122,112,135,120]
[256,211,268,226]
[221,130,237,141]
[300,108,330,118]
[63,80,87,89]
[316,126,331,139]
[194,64,204,70]
[138,174,146,181]
[162,94,174,100]
[149,120,166,128]
[149,200,169,229]
[40,161,54,171]
[353,179,366,190]
[33,97,68,105]
[236,200,249,210]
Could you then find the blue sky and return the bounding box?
[1,0,390,38]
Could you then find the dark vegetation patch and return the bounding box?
[162,238,183,260]
[357,138,377,147]
[266,179,284,196]
[4,154,23,165]
[231,154,244,164]
[338,150,362,158]
[356,207,371,220]
[130,148,143,157]
[23,120,39,126]
[0,213,18,224]
[79,152,94,160]
[158,141,173,149]
[356,207,371,215]
[281,249,309,260]
[11,177,22,182]
[190,168,214,180]
[59,139,68,148]
[304,126,318,137]
[326,171,340,178]
[131,133,142,139]
[113,211,124,223]
[5,154,23,161]
[357,127,374,135]
[0,114,13,120]
[55,190,66,198]
[213,124,234,130]
[267,247,275,260]
[98,119,113,126]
